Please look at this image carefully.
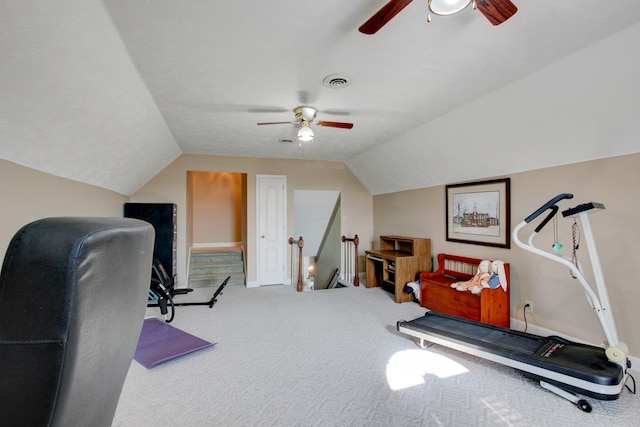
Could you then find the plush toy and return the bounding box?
[451,260,491,292]
[470,259,507,294]
[404,280,421,302]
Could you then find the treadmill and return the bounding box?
[397,193,631,412]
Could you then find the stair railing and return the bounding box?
[288,236,304,292]
[341,235,360,287]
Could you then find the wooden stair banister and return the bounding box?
[341,234,360,287]
[288,236,304,292]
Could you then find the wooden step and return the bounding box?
[190,252,243,264]
[189,272,245,287]
[189,261,244,275]
[188,247,245,287]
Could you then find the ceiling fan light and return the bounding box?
[297,125,314,142]
[428,0,473,16]
[300,107,316,122]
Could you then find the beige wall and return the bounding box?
[130,154,373,287]
[373,153,640,356]
[188,171,246,245]
[0,159,128,261]
[6,152,636,357]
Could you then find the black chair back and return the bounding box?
[0,217,154,426]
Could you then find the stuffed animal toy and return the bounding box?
[470,259,508,294]
[404,280,421,302]
[452,260,491,292]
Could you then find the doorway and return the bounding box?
[293,190,341,290]
[188,171,247,247]
[187,171,248,287]
[256,174,287,286]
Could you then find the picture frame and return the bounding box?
[446,178,511,248]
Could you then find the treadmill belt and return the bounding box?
[399,311,624,388]
[407,312,545,355]
[481,330,543,354]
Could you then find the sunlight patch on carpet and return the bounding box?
[386,349,469,391]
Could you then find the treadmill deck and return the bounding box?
[398,311,625,399]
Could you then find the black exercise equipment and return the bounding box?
[397,193,633,412]
[147,258,229,322]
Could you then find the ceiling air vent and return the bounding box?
[278,138,294,144]
[323,73,352,89]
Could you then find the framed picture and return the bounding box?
[446,178,511,248]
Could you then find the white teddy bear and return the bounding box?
[451,260,491,292]
[470,259,508,294]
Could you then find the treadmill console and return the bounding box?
[562,202,605,217]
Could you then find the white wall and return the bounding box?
[1,1,181,195]
[348,21,640,195]
[293,190,340,257]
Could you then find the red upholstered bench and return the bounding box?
[420,253,510,328]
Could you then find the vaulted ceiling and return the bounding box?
[2,1,640,195]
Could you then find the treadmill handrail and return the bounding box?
[534,205,559,234]
[525,193,573,223]
[513,197,625,364]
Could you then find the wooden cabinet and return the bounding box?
[365,236,431,303]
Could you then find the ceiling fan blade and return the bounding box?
[475,0,517,26]
[247,107,289,114]
[359,0,413,35]
[257,121,295,126]
[316,121,354,129]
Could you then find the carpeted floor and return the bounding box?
[113,285,639,426]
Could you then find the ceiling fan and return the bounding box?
[257,106,354,142]
[359,0,517,34]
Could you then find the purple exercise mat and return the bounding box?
[134,317,215,368]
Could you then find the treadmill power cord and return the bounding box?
[625,371,636,395]
[523,303,530,332]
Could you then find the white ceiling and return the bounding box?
[2,1,640,195]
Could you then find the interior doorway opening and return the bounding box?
[293,190,341,290]
[186,171,248,287]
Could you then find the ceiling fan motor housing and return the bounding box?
[295,106,317,122]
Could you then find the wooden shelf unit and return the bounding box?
[365,236,431,303]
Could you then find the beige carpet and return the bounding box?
[113,285,639,426]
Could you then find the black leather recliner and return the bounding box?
[0,217,155,426]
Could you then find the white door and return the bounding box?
[256,175,286,286]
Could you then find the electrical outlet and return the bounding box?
[525,300,534,313]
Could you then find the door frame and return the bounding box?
[255,174,287,287]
